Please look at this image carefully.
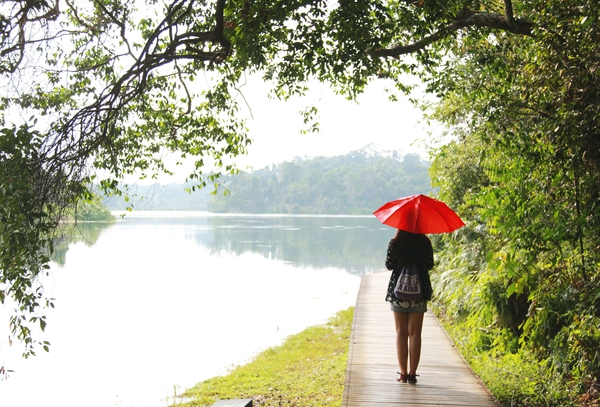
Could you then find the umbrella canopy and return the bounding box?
[373,194,465,234]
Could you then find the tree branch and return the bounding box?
[504,0,515,27]
[0,0,60,73]
[44,0,233,169]
[375,9,533,58]
[92,0,137,59]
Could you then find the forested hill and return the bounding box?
[104,149,432,214]
[210,150,432,214]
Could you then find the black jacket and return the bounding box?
[385,234,434,303]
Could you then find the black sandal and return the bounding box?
[407,374,419,384]
[396,372,408,383]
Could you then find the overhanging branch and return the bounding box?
[44,0,232,171]
[375,9,533,58]
[0,0,60,73]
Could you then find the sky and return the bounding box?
[238,78,438,167]
[153,76,444,184]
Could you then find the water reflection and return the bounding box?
[206,216,390,275]
[1,212,390,407]
[51,222,115,266]
[112,213,392,275]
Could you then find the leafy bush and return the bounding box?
[74,196,115,221]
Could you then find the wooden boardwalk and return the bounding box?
[343,271,500,407]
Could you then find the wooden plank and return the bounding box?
[343,271,500,407]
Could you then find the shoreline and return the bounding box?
[170,307,355,407]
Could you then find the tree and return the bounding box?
[424,1,600,402]
[1,2,599,396]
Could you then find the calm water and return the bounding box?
[0,212,394,407]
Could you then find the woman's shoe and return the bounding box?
[396,372,408,383]
[407,374,418,384]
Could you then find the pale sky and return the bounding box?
[233,77,438,171]
[142,75,444,184]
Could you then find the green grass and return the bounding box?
[171,307,354,407]
[431,303,578,407]
[468,351,577,407]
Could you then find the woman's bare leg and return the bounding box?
[393,311,409,375]
[407,312,425,375]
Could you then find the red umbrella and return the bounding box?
[373,194,465,234]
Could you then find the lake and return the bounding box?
[0,212,394,407]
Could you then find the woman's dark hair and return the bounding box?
[393,230,431,265]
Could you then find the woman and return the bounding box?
[385,229,434,384]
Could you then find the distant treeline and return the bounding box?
[210,151,432,214]
[103,149,432,214]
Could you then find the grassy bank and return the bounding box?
[171,307,354,407]
[430,302,578,407]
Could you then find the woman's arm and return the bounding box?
[385,239,399,270]
[421,236,434,271]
